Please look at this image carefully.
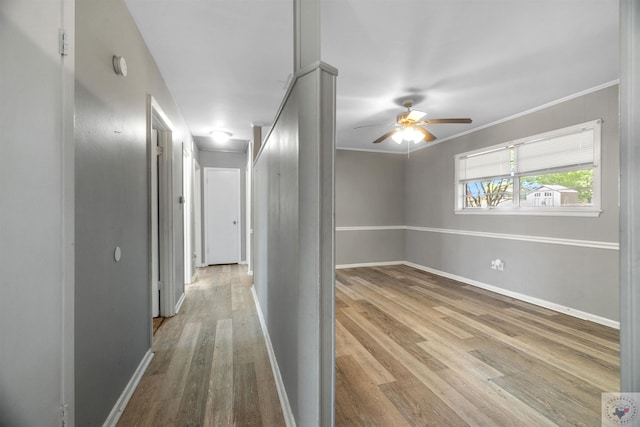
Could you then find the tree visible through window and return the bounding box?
[455,120,601,215]
[465,178,513,208]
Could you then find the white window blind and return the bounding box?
[517,127,595,174]
[458,148,511,181]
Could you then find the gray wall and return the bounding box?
[254,64,336,426]
[75,0,189,424]
[198,150,247,262]
[337,85,619,323]
[405,85,619,322]
[336,150,405,265]
[0,1,75,425]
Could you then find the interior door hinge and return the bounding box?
[60,403,69,427]
[156,146,164,156]
[58,29,69,56]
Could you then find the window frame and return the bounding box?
[454,120,602,217]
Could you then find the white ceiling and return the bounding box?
[124,0,619,154]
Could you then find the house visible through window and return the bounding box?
[455,120,601,216]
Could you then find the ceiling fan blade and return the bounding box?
[421,118,472,124]
[406,110,427,121]
[354,123,387,130]
[415,126,437,142]
[372,129,399,144]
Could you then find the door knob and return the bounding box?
[233,220,237,224]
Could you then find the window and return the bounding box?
[455,120,601,216]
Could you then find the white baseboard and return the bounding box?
[247,270,254,276]
[336,260,403,269]
[175,292,186,314]
[102,349,154,427]
[250,286,296,427]
[403,261,620,329]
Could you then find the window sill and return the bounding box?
[454,208,602,217]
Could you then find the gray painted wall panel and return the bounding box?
[406,231,619,320]
[198,150,247,261]
[0,1,74,424]
[336,150,405,227]
[75,0,189,424]
[336,150,406,264]
[254,85,301,419]
[336,230,404,265]
[253,65,336,426]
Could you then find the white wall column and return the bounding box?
[293,0,321,73]
[619,0,640,392]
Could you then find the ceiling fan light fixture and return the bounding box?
[406,127,424,143]
[210,130,232,143]
[391,130,404,144]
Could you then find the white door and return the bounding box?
[204,168,240,264]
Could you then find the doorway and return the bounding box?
[148,96,177,321]
[204,167,241,265]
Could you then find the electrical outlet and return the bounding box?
[491,259,505,271]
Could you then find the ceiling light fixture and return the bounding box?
[391,127,424,144]
[210,130,232,143]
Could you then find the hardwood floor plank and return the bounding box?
[486,309,620,365]
[335,355,411,427]
[416,339,503,381]
[434,304,618,391]
[255,378,285,427]
[337,310,424,388]
[340,306,500,426]
[176,322,217,425]
[336,279,365,302]
[491,371,602,426]
[472,313,534,337]
[335,320,396,385]
[411,286,494,316]
[203,318,233,426]
[505,307,620,352]
[118,265,285,427]
[435,368,558,427]
[336,265,619,427]
[349,280,475,344]
[116,374,165,426]
[357,301,426,347]
[233,362,262,426]
[379,379,469,427]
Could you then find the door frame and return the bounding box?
[148,95,177,320]
[183,143,192,284]
[204,167,241,265]
[194,159,203,267]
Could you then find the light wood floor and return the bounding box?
[335,265,620,426]
[117,264,285,426]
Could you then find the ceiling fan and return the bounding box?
[370,99,472,144]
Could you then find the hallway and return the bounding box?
[118,265,285,426]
